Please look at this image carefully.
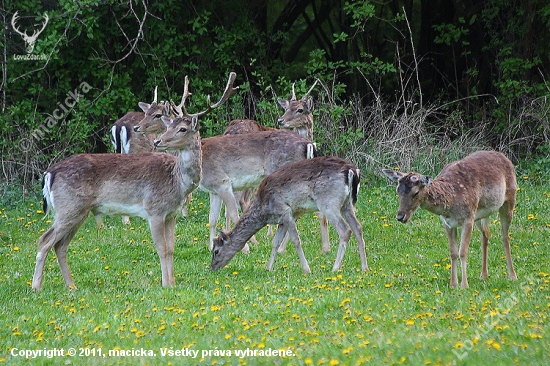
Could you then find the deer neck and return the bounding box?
[225,201,267,253]
[421,179,454,215]
[294,116,314,141]
[174,133,202,195]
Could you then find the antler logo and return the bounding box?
[11,11,49,54]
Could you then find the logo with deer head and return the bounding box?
[11,11,49,54]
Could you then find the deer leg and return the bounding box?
[276,231,290,253]
[32,227,58,291]
[218,190,250,253]
[208,193,224,251]
[499,201,517,280]
[318,213,330,253]
[458,218,475,288]
[476,218,490,279]
[284,218,311,274]
[54,229,80,289]
[149,216,175,287]
[163,215,177,285]
[443,225,459,288]
[321,210,351,272]
[342,205,368,271]
[122,216,130,225]
[33,214,86,291]
[267,224,288,271]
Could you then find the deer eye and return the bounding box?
[297,108,304,113]
[178,127,187,133]
[155,114,162,119]
[213,249,220,256]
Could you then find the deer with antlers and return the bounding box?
[11,11,49,54]
[134,78,317,253]
[31,72,238,291]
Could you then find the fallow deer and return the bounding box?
[210,156,369,273]
[276,80,329,253]
[134,83,317,253]
[382,150,518,288]
[110,88,165,224]
[277,80,318,141]
[31,72,238,291]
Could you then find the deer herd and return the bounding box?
[32,72,518,291]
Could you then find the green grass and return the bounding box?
[0,181,549,365]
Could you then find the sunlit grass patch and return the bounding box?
[0,185,548,365]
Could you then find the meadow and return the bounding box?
[0,179,549,365]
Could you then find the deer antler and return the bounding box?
[11,12,27,38]
[291,83,297,101]
[172,75,192,117]
[35,13,49,36]
[174,72,239,118]
[152,86,158,104]
[301,79,319,101]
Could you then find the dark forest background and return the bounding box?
[1,0,550,189]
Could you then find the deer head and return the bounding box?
[12,11,49,54]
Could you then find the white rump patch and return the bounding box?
[42,172,54,214]
[120,126,130,154]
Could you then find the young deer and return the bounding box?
[211,156,369,273]
[277,80,318,141]
[382,150,518,288]
[32,72,238,291]
[134,85,317,253]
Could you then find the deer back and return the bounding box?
[200,130,315,192]
[255,156,359,217]
[223,119,276,135]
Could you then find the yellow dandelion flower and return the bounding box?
[329,360,339,366]
[304,358,313,365]
[492,342,501,350]
[13,246,19,251]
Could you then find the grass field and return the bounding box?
[0,180,549,365]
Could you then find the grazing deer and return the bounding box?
[31,72,238,291]
[382,150,518,288]
[211,156,369,273]
[134,84,317,253]
[276,80,329,253]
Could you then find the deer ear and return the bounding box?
[138,102,151,113]
[163,103,171,116]
[277,98,289,110]
[306,98,314,112]
[219,231,230,246]
[190,116,199,131]
[161,116,172,127]
[382,169,405,183]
